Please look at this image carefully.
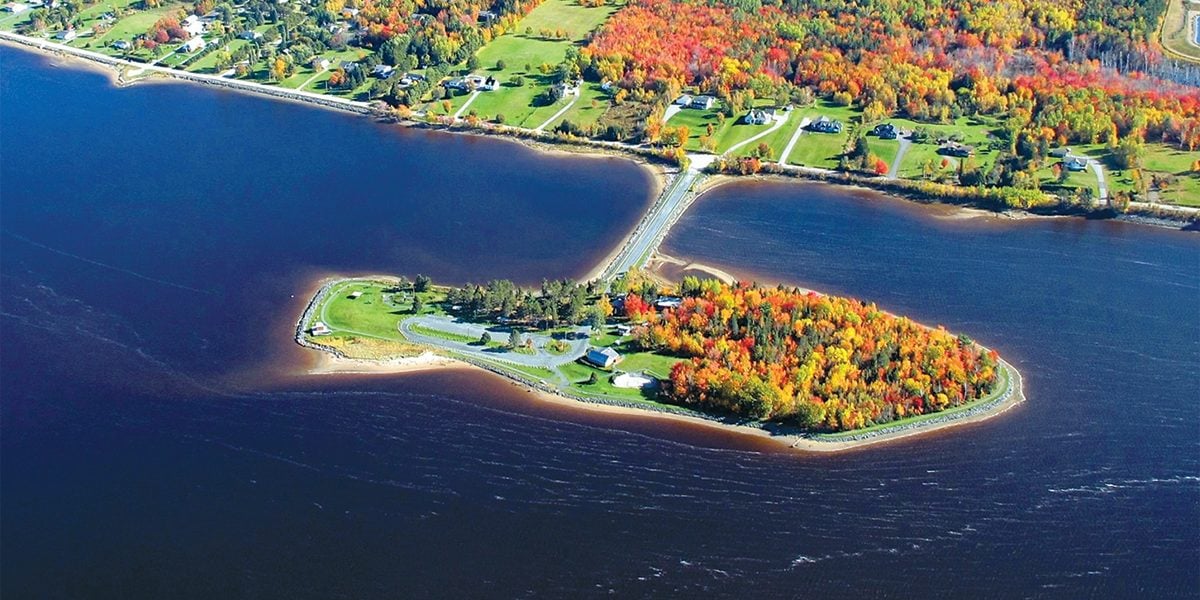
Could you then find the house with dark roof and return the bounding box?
[809,116,843,134]
[1063,156,1089,172]
[940,142,975,158]
[872,123,898,139]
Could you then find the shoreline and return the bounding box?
[4,34,1194,232]
[294,276,1027,454]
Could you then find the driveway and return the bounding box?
[399,315,590,369]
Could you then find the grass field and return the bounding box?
[312,280,447,340]
[75,3,180,56]
[1038,163,1100,198]
[668,99,783,154]
[779,101,860,168]
[1078,142,1200,206]
[427,0,617,126]
[891,116,1001,179]
[728,108,804,160]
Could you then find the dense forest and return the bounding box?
[624,278,1001,432]
[584,0,1200,151]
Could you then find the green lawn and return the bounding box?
[430,0,618,127]
[544,81,610,130]
[729,108,803,160]
[616,351,681,379]
[81,5,178,52]
[514,0,620,41]
[185,39,248,74]
[559,361,669,404]
[1078,142,1200,206]
[780,101,861,168]
[301,48,371,91]
[668,99,780,154]
[314,280,448,340]
[1038,163,1100,198]
[892,115,1001,179]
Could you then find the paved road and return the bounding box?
[598,164,705,281]
[399,315,589,369]
[1,32,374,112]
[1088,158,1109,203]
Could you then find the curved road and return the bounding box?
[399,315,589,369]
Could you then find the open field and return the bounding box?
[668,99,782,154]
[428,0,617,126]
[1038,163,1101,198]
[891,116,1001,179]
[729,108,803,160]
[1078,142,1200,206]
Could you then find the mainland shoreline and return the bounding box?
[3,33,1193,231]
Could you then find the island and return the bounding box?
[295,271,1024,451]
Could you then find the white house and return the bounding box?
[690,95,716,110]
[178,36,206,54]
[584,347,622,369]
[4,2,30,13]
[111,39,131,51]
[55,27,76,41]
[674,93,694,106]
[744,108,776,125]
[237,29,263,41]
[182,15,205,37]
[310,321,332,336]
[372,64,395,79]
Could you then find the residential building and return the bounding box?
[1063,156,1089,172]
[674,93,694,106]
[584,347,622,369]
[178,36,206,54]
[371,64,395,79]
[809,115,843,134]
[690,95,716,110]
[55,27,76,41]
[744,107,776,125]
[873,123,898,139]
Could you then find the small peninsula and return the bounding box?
[296,272,1023,450]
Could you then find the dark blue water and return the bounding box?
[3,48,1199,598]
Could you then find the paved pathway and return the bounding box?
[452,90,481,119]
[778,116,812,165]
[534,92,579,131]
[400,315,589,369]
[888,133,913,180]
[723,113,789,157]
